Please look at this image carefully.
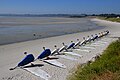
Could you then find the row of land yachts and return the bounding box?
[10,30,109,80]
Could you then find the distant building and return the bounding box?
[117,16,120,18]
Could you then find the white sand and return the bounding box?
[0,18,120,80]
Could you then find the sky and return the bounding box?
[0,0,120,14]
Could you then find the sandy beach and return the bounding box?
[0,18,120,80]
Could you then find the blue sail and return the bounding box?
[37,49,51,59]
[94,35,98,40]
[17,54,35,67]
[67,43,75,49]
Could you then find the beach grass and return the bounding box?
[105,18,120,22]
[98,17,120,22]
[68,40,120,80]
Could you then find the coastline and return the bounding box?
[0,18,120,80]
[0,17,104,45]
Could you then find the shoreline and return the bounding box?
[0,18,120,80]
[0,26,105,46]
[0,17,104,46]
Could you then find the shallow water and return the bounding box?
[0,17,104,45]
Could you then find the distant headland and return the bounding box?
[0,13,119,18]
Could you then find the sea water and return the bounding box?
[0,17,104,45]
